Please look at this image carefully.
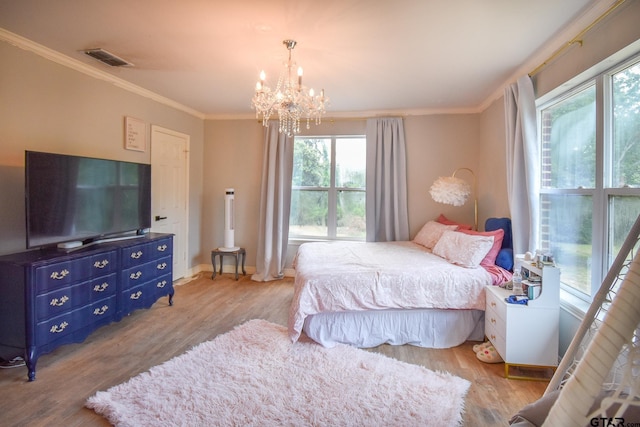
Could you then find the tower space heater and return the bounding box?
[218,188,239,251]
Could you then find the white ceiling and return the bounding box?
[0,0,608,118]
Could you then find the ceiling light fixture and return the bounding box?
[252,40,329,136]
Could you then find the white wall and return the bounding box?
[202,119,264,270]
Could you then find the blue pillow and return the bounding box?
[496,248,514,271]
[485,217,514,271]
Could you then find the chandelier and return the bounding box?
[251,40,329,136]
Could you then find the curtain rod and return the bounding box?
[529,0,627,77]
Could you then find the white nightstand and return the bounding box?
[484,258,560,380]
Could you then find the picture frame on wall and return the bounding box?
[124,116,146,152]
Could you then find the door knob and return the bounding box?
[155,215,168,221]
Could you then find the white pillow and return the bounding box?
[432,230,495,268]
[413,221,458,249]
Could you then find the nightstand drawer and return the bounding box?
[485,309,505,336]
[485,314,506,357]
[485,287,506,320]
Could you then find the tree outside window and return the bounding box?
[289,136,366,240]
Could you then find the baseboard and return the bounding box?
[185,263,294,279]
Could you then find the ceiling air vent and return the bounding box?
[83,48,133,67]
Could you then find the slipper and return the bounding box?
[472,341,492,353]
[476,345,503,363]
[0,357,25,369]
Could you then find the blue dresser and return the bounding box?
[0,233,173,381]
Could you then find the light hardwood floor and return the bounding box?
[0,273,547,426]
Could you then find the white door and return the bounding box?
[151,125,189,280]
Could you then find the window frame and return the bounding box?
[536,53,640,304]
[288,134,366,242]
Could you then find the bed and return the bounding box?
[288,217,513,348]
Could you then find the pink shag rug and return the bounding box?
[86,319,470,426]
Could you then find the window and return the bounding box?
[289,136,366,240]
[538,57,640,301]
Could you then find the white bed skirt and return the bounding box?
[302,308,485,349]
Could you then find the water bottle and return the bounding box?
[512,266,523,295]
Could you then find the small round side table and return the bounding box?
[211,247,246,280]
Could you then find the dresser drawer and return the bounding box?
[35,295,118,344]
[34,272,119,321]
[35,281,90,321]
[34,250,118,294]
[121,256,172,289]
[121,283,152,312]
[34,258,91,293]
[151,237,172,259]
[88,295,117,327]
[154,256,171,276]
[122,238,172,268]
[150,273,173,300]
[121,241,157,267]
[89,251,118,275]
[89,273,117,301]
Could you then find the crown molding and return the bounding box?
[483,0,624,111]
[0,28,205,120]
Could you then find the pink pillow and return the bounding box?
[436,214,473,230]
[458,228,504,266]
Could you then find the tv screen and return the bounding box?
[25,151,151,249]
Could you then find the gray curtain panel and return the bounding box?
[365,117,409,242]
[504,75,539,255]
[251,122,294,282]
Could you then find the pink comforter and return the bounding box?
[289,241,492,342]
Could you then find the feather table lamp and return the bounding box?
[429,167,477,230]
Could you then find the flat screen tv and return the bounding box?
[25,151,151,249]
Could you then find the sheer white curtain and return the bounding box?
[251,123,294,282]
[365,117,409,242]
[504,75,539,255]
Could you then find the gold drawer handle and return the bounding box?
[490,301,496,307]
[50,295,69,307]
[156,280,167,288]
[490,334,496,340]
[130,271,143,280]
[93,260,109,268]
[93,305,109,315]
[491,317,496,324]
[50,321,69,333]
[93,283,109,292]
[157,262,167,270]
[130,291,143,300]
[130,251,143,259]
[50,269,69,280]
[157,244,168,251]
